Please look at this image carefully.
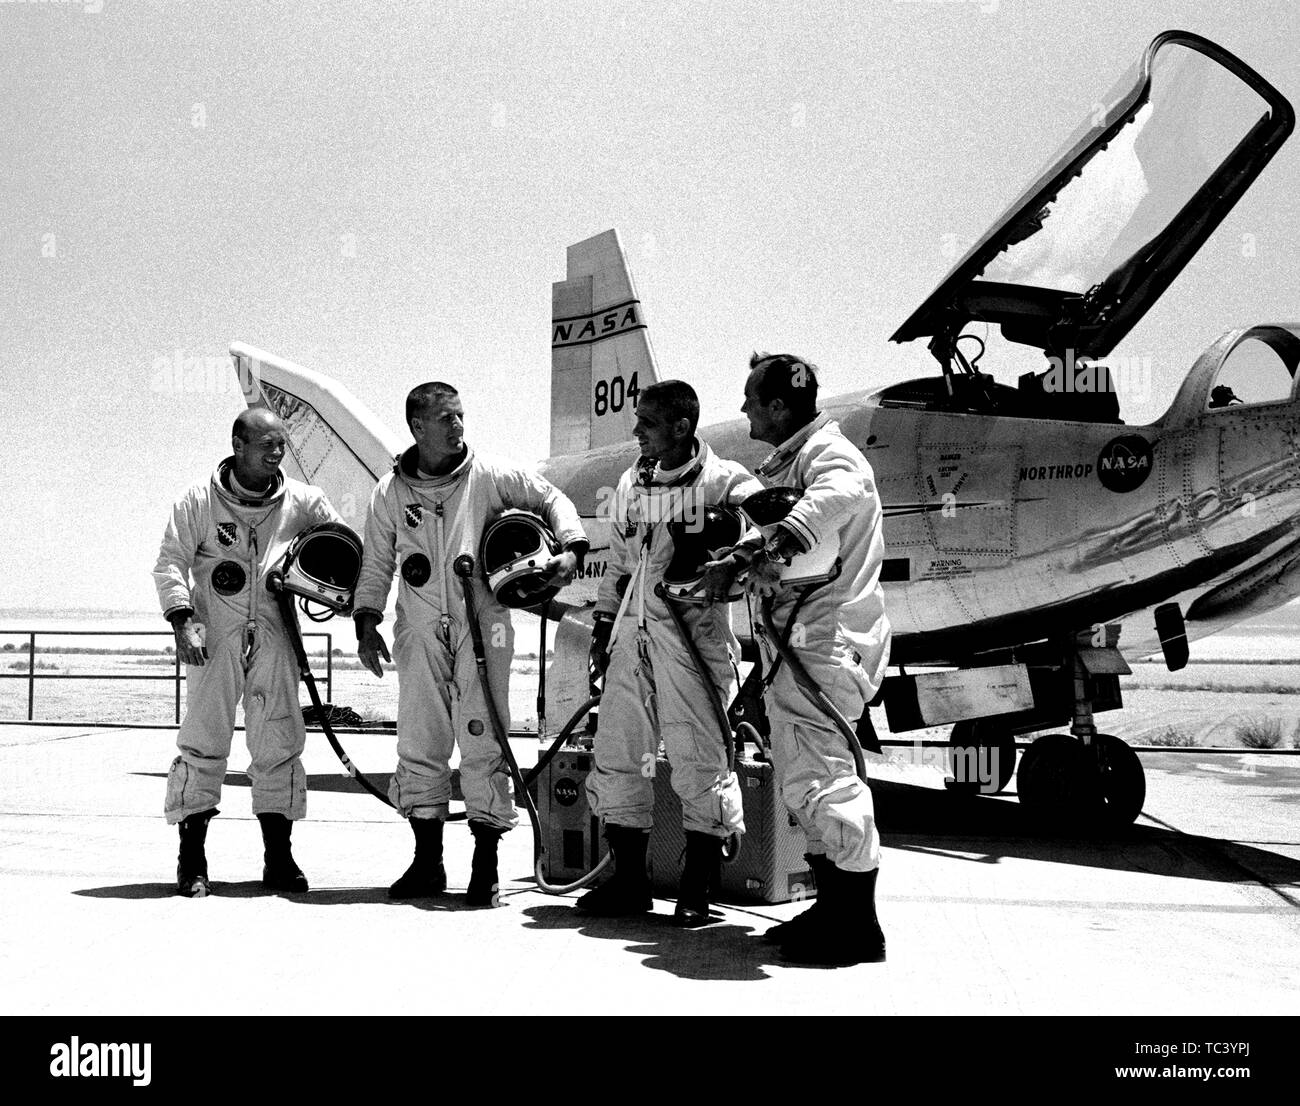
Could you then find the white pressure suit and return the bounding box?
[354,445,586,829]
[586,441,763,837]
[752,413,891,872]
[154,460,341,824]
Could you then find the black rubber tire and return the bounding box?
[1091,733,1146,830]
[948,720,1018,795]
[1016,733,1096,827]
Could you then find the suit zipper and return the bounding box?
[434,500,451,647]
[637,524,652,629]
[245,524,259,662]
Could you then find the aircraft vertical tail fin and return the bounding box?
[550,229,659,456]
[230,342,404,519]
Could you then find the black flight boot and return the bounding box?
[763,853,835,944]
[258,812,309,893]
[780,865,886,967]
[388,816,447,898]
[466,821,507,907]
[574,824,653,916]
[176,808,218,898]
[673,831,724,927]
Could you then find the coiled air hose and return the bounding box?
[654,582,743,862]
[758,591,868,784]
[269,573,396,809]
[453,555,611,894]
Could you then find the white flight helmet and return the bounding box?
[480,509,562,609]
[275,521,364,613]
[740,486,841,586]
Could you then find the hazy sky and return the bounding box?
[3,0,1298,612]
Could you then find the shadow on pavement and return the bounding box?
[520,902,802,982]
[131,771,398,797]
[870,779,1300,889]
[73,882,507,910]
[76,880,278,900]
[123,770,1300,889]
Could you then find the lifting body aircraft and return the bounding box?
[233,30,1296,828]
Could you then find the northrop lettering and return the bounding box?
[552,301,644,348]
[1020,462,1093,480]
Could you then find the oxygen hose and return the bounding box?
[654,584,736,769]
[268,574,396,809]
[525,608,599,792]
[536,607,548,744]
[759,594,868,784]
[452,555,612,895]
[654,582,743,863]
[754,574,823,692]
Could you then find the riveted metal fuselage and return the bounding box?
[544,325,1300,666]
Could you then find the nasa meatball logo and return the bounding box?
[404,504,423,529]
[553,777,580,806]
[1097,435,1153,493]
[212,560,246,595]
[401,552,431,587]
[216,522,237,547]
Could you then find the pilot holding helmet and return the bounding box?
[153,407,346,897]
[580,380,763,926]
[703,352,891,965]
[354,382,588,906]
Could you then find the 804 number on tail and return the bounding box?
[594,372,640,417]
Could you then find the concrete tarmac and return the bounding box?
[1,725,1297,1015]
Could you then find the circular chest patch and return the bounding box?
[401,553,431,587]
[1096,434,1154,493]
[212,560,247,595]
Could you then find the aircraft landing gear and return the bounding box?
[1015,640,1146,830]
[945,720,1017,795]
[1016,734,1093,825]
[1016,733,1146,829]
[1091,732,1146,828]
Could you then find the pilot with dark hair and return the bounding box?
[154,407,344,897]
[580,379,763,925]
[354,382,588,906]
[705,351,891,965]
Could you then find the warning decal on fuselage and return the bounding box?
[920,557,974,581]
[881,445,1017,556]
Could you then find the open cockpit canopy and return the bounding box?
[890,30,1293,419]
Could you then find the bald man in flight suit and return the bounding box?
[155,408,344,897]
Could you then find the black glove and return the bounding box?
[589,616,614,682]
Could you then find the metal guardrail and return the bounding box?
[4,631,1300,753]
[0,629,333,725]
